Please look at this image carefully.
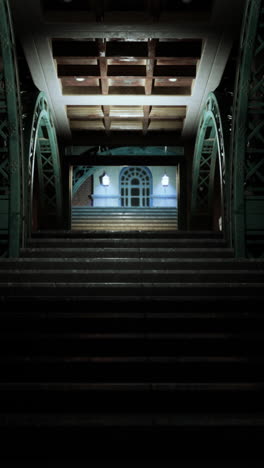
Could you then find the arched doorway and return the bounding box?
[120,166,152,207]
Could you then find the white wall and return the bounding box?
[92,166,177,207]
[92,166,121,207]
[150,166,177,207]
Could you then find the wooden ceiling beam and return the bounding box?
[145,39,157,95]
[142,105,151,135]
[102,105,111,135]
[97,39,109,94]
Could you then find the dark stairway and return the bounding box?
[0,230,264,466]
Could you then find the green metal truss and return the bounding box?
[0,0,24,257]
[66,146,184,157]
[191,92,230,235]
[231,0,264,257]
[72,166,100,195]
[23,91,63,233]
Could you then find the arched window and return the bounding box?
[120,167,152,207]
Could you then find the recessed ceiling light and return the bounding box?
[75,77,86,82]
[169,78,178,82]
[63,0,72,3]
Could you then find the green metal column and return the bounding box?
[231,0,264,257]
[191,92,230,234]
[0,0,24,257]
[23,92,63,234]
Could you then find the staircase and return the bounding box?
[0,230,264,466]
[71,206,178,231]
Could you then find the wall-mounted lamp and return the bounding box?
[161,173,169,186]
[100,172,110,186]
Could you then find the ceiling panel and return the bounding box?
[67,104,186,134]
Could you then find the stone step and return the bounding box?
[1,385,263,414]
[72,207,178,213]
[32,230,222,239]
[72,212,177,217]
[71,213,178,219]
[1,282,264,300]
[0,375,263,411]
[1,269,263,283]
[71,224,178,231]
[0,423,261,465]
[1,358,260,382]
[1,410,264,428]
[0,307,262,323]
[20,247,234,258]
[26,237,228,248]
[0,257,262,270]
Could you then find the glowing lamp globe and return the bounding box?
[102,173,110,186]
[161,174,169,186]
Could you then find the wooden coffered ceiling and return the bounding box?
[10,0,245,145]
[54,37,200,135]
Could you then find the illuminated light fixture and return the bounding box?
[100,172,110,186]
[75,77,86,82]
[63,0,72,3]
[162,173,169,186]
[169,78,177,82]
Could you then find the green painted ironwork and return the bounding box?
[66,146,184,157]
[23,91,62,233]
[0,0,24,257]
[97,146,184,157]
[72,166,100,195]
[191,92,230,234]
[231,0,264,257]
